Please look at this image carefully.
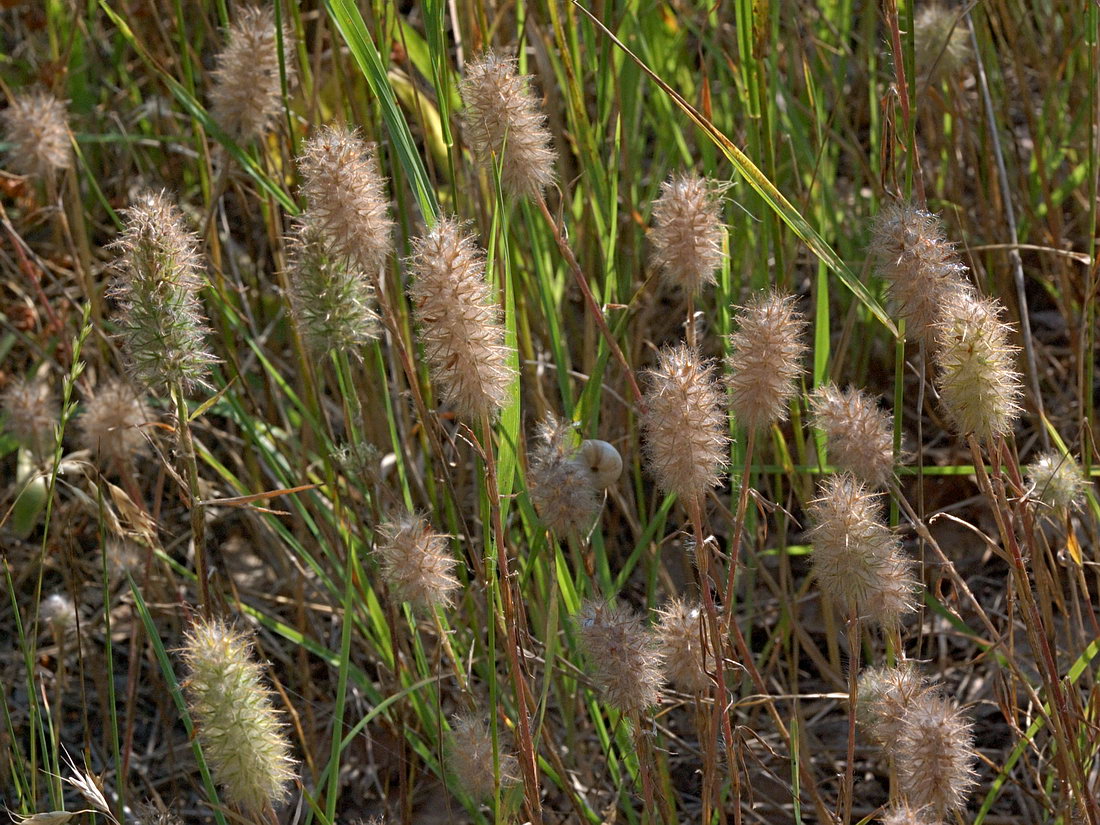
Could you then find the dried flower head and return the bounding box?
[896,693,977,817]
[528,416,603,536]
[373,514,459,609]
[181,618,296,811]
[648,173,726,295]
[577,600,663,714]
[209,5,293,141]
[109,191,215,393]
[915,4,971,83]
[460,51,556,199]
[297,126,394,273]
[286,223,380,355]
[446,711,519,799]
[80,379,153,468]
[655,598,712,694]
[933,291,1022,443]
[2,90,71,181]
[808,474,916,628]
[728,291,806,432]
[810,384,895,488]
[642,344,728,507]
[2,374,57,457]
[39,592,77,633]
[407,217,515,421]
[879,802,932,825]
[1026,449,1089,513]
[870,203,971,345]
[858,662,929,751]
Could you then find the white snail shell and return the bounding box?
[578,439,622,489]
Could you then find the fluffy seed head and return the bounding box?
[528,416,603,536]
[1026,450,1089,513]
[40,592,77,633]
[109,191,215,393]
[933,291,1022,443]
[655,598,712,694]
[373,514,459,609]
[577,600,663,714]
[209,6,293,141]
[728,291,806,431]
[79,379,153,468]
[407,217,515,421]
[915,5,971,83]
[446,712,519,799]
[642,344,729,506]
[181,618,296,811]
[648,173,726,295]
[896,693,977,816]
[879,803,933,825]
[870,203,972,345]
[1,374,57,458]
[808,474,916,628]
[297,126,394,273]
[858,663,929,751]
[810,384,895,488]
[286,223,380,355]
[459,51,556,199]
[2,90,71,181]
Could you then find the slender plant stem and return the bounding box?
[172,384,211,617]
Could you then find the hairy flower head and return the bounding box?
[641,344,728,507]
[286,223,380,355]
[460,51,556,199]
[181,618,296,811]
[297,126,394,273]
[933,291,1022,443]
[80,379,153,469]
[896,693,977,816]
[407,217,514,421]
[811,384,895,488]
[1026,449,1089,513]
[109,191,215,393]
[728,291,806,431]
[528,415,603,536]
[2,90,71,181]
[915,5,971,84]
[209,5,293,141]
[373,514,459,609]
[2,374,57,458]
[577,600,663,714]
[446,711,519,800]
[648,173,726,295]
[858,663,929,752]
[870,203,972,345]
[655,597,712,694]
[808,474,916,628]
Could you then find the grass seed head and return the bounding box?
[870,203,972,345]
[181,618,297,812]
[459,50,556,200]
[79,379,153,469]
[858,662,929,751]
[297,125,394,274]
[933,291,1022,444]
[2,374,57,458]
[642,344,729,507]
[446,712,519,800]
[810,383,895,488]
[728,290,806,432]
[528,415,603,536]
[109,191,215,394]
[407,217,515,421]
[879,802,936,825]
[655,597,712,694]
[286,223,381,355]
[648,173,726,295]
[915,5,971,84]
[209,6,293,141]
[808,474,916,629]
[577,600,663,714]
[40,592,77,634]
[1026,449,1089,513]
[373,513,459,610]
[896,693,977,817]
[2,90,71,181]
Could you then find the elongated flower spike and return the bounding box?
[181,618,297,812]
[528,415,603,536]
[446,712,519,799]
[655,597,712,694]
[728,290,806,432]
[407,217,515,421]
[577,599,663,714]
[810,383,895,488]
[648,173,726,295]
[373,513,459,610]
[896,693,977,817]
[459,51,556,200]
